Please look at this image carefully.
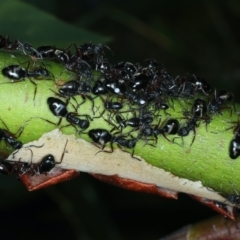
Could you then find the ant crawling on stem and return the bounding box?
[1,61,54,102]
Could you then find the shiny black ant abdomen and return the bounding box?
[88,129,112,146]
[2,65,26,80]
[229,138,240,159]
[47,97,68,117]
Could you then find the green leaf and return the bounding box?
[0,0,111,47]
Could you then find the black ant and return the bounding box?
[0,35,20,51]
[35,45,71,64]
[190,75,211,95]
[115,61,138,80]
[92,79,108,95]
[76,42,111,62]
[2,140,68,176]
[58,79,95,113]
[33,139,69,175]
[0,118,25,153]
[1,62,54,102]
[88,128,140,160]
[208,90,234,116]
[45,97,91,132]
[140,117,179,145]
[176,116,199,146]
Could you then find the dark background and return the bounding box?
[1,0,240,239]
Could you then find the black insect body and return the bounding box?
[59,80,92,99]
[88,128,140,158]
[104,79,127,95]
[115,115,127,130]
[208,98,222,115]
[115,62,138,80]
[28,140,68,175]
[88,129,112,149]
[0,36,20,51]
[140,118,179,145]
[226,119,240,160]
[208,90,234,115]
[139,110,154,124]
[104,101,123,110]
[113,115,149,133]
[35,46,56,57]
[154,102,169,111]
[112,136,137,149]
[2,64,54,101]
[26,65,54,79]
[229,138,240,159]
[58,79,95,113]
[76,43,108,62]
[54,49,70,64]
[66,56,92,78]
[177,126,189,137]
[59,80,81,97]
[142,59,160,75]
[38,154,56,173]
[129,74,149,91]
[190,75,211,95]
[192,98,207,118]
[124,117,141,128]
[16,42,43,58]
[2,65,26,80]
[47,97,90,130]
[177,117,199,146]
[35,46,70,63]
[66,113,90,131]
[92,80,108,95]
[217,90,234,105]
[47,97,68,117]
[96,60,111,73]
[178,80,195,97]
[140,126,155,137]
[163,119,179,135]
[112,133,141,160]
[125,91,148,106]
[0,128,23,150]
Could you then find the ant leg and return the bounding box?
[190,129,196,147]
[0,118,9,131]
[29,78,37,102]
[31,116,63,126]
[55,140,68,164]
[95,142,113,155]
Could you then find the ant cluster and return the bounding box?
[0,34,238,179]
[0,140,68,178]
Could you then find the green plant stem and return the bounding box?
[0,50,239,199]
